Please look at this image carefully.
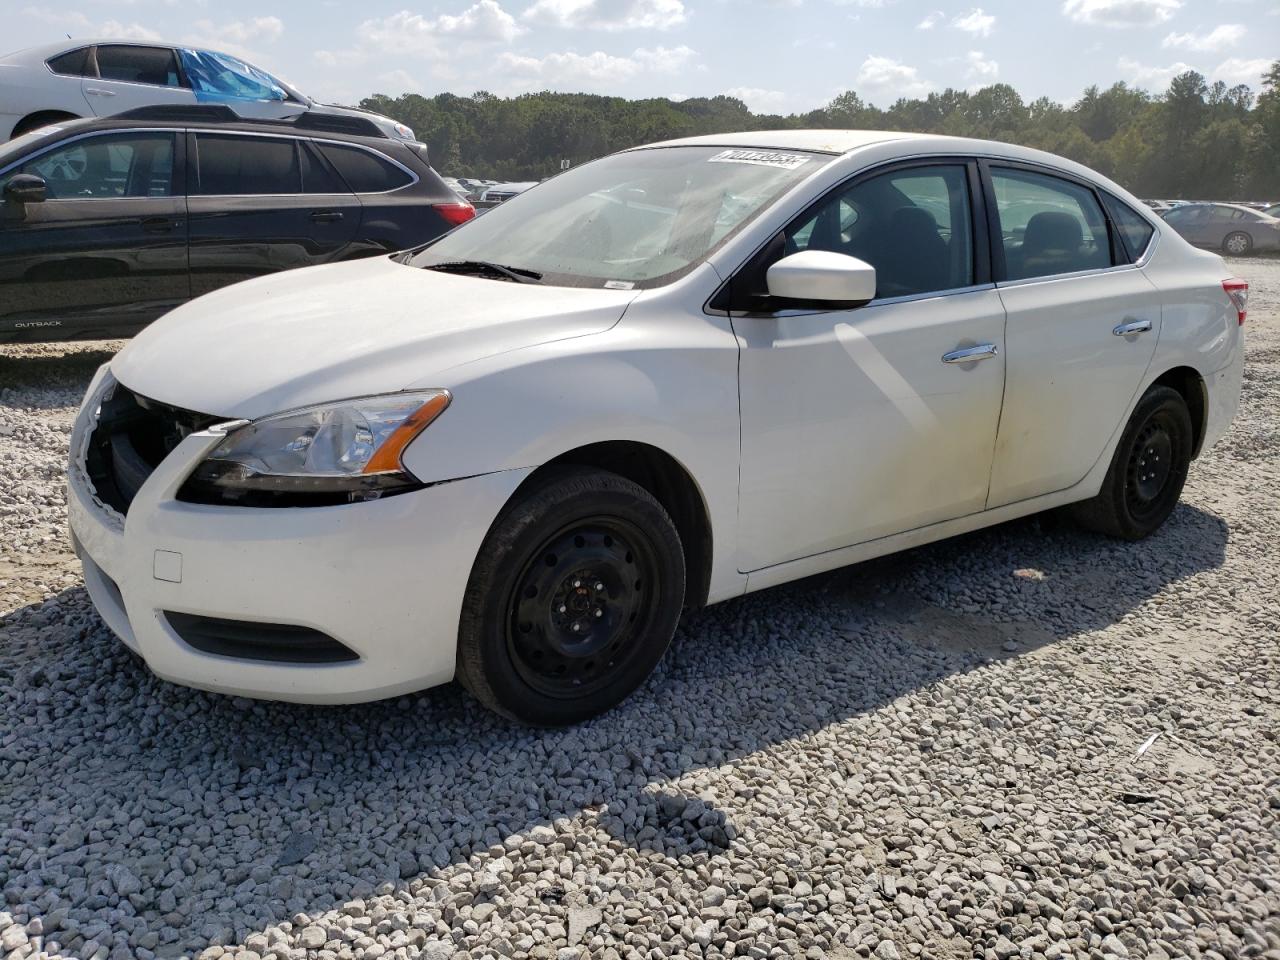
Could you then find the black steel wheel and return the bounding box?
[457,467,685,725]
[507,518,660,699]
[1071,385,1193,540]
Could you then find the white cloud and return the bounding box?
[1212,56,1271,85]
[1117,53,1271,89]
[854,55,933,100]
[19,7,162,41]
[191,16,284,46]
[521,0,687,30]
[498,44,696,88]
[1062,0,1182,26]
[1117,55,1195,87]
[725,86,789,111]
[1162,23,1246,51]
[952,8,995,36]
[376,68,421,93]
[318,2,520,66]
[917,10,944,28]
[964,50,999,84]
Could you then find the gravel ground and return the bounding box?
[1,259,1278,960]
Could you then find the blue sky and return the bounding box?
[9,0,1279,111]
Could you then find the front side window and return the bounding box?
[94,45,181,87]
[1,133,174,199]
[786,163,974,299]
[991,168,1111,281]
[411,145,825,288]
[178,49,288,103]
[1101,192,1155,262]
[194,135,299,195]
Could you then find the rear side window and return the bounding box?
[95,45,182,87]
[317,143,412,193]
[47,48,93,77]
[991,168,1111,281]
[300,142,348,194]
[1101,192,1155,261]
[195,135,300,195]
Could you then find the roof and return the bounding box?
[2,39,197,63]
[3,110,390,147]
[635,129,929,155]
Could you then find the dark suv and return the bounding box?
[0,105,472,342]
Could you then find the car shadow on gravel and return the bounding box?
[0,348,118,392]
[0,502,1228,954]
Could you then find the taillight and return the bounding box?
[1223,278,1249,325]
[433,201,475,226]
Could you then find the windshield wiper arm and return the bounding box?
[422,260,543,283]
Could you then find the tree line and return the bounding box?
[360,61,1280,200]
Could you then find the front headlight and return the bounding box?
[393,121,415,140]
[179,390,450,506]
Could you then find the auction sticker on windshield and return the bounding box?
[707,149,810,170]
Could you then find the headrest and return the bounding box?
[890,206,939,237]
[1023,211,1082,254]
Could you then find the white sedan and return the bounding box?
[67,130,1246,724]
[0,40,414,142]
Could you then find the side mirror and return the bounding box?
[3,174,47,205]
[766,250,876,306]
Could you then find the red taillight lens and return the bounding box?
[1223,278,1249,325]
[433,201,475,226]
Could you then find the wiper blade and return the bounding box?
[422,259,543,283]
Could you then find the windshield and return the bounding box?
[178,49,291,103]
[410,146,826,288]
[0,122,83,170]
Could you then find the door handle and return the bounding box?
[1113,318,1152,337]
[84,87,116,97]
[942,343,999,364]
[141,217,176,232]
[310,211,343,223]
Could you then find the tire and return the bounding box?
[11,111,77,139]
[1223,231,1252,256]
[456,467,686,725]
[1070,385,1194,540]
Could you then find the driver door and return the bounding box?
[0,131,189,340]
[728,160,1008,571]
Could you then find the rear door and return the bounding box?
[984,162,1159,508]
[0,130,188,339]
[82,45,196,116]
[187,132,359,297]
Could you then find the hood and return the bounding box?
[112,256,637,420]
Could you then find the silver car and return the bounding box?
[1161,202,1280,255]
[0,40,415,143]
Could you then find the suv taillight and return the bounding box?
[1223,278,1249,325]
[433,201,475,226]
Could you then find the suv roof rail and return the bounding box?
[117,104,241,123]
[113,104,387,139]
[290,112,385,137]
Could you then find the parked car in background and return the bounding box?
[0,105,472,342]
[1161,202,1280,255]
[480,181,537,204]
[1143,199,1174,213]
[67,130,1244,724]
[0,40,416,143]
[1262,202,1280,218]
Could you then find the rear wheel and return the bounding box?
[11,111,77,139]
[1223,231,1252,256]
[456,468,685,725]
[1070,385,1193,540]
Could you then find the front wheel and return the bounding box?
[1070,385,1194,540]
[456,468,686,725]
[1223,231,1252,256]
